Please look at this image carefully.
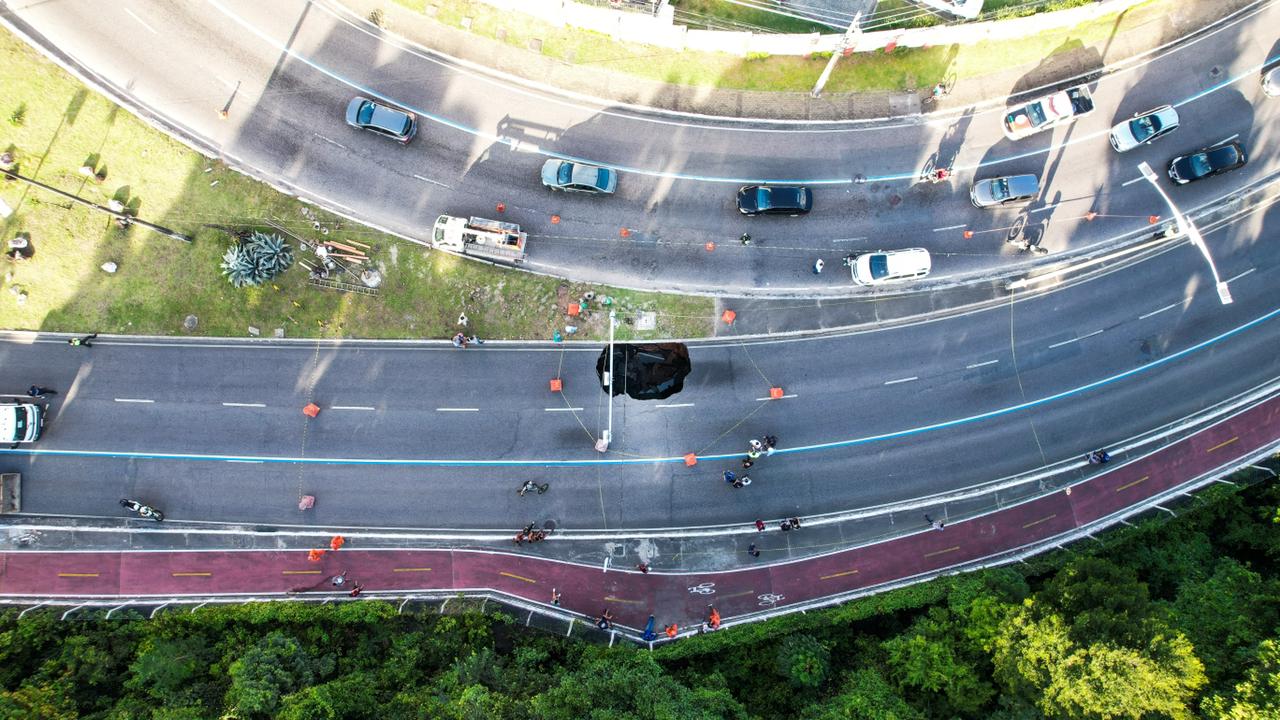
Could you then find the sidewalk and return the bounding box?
[3,383,1277,636]
[337,0,1256,120]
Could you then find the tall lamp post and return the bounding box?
[596,310,616,453]
[1137,162,1232,305]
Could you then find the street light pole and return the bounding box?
[597,310,616,453]
[1136,162,1232,305]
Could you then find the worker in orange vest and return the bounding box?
[664,623,678,639]
[707,607,721,630]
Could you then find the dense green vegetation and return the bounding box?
[2,471,1278,718]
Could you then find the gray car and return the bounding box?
[970,174,1041,208]
[345,97,417,144]
[540,160,618,194]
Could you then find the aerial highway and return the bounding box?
[3,0,1279,294]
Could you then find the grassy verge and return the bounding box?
[0,31,712,341]
[871,0,1097,30]
[389,0,1164,92]
[669,0,828,34]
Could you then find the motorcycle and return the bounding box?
[119,498,164,522]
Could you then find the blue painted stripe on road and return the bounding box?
[4,304,1278,468]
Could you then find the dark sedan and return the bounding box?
[345,97,417,144]
[1167,141,1246,185]
[736,185,813,216]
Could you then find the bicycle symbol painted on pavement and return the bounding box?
[758,593,785,607]
[687,582,716,596]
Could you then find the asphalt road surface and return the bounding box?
[4,0,1280,294]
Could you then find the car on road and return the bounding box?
[0,402,43,445]
[970,173,1041,208]
[344,97,417,144]
[1264,67,1280,97]
[540,160,618,194]
[848,248,931,286]
[736,185,813,216]
[1167,140,1247,185]
[1108,105,1180,152]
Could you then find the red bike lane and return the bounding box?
[2,394,1277,634]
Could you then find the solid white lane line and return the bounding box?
[1078,329,1104,341]
[124,8,159,35]
[830,237,866,244]
[412,174,452,189]
[754,394,798,401]
[312,134,347,150]
[932,224,967,232]
[1048,337,1079,349]
[1225,267,1255,283]
[884,376,918,385]
[966,359,999,369]
[222,402,266,408]
[331,405,375,411]
[1121,176,1145,187]
[227,460,264,464]
[1029,204,1057,214]
[1214,133,1240,146]
[114,398,154,404]
[544,407,584,412]
[437,407,479,412]
[1139,301,1182,320]
[656,403,695,408]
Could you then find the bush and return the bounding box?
[221,231,294,288]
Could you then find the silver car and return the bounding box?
[540,160,618,194]
[1264,67,1280,98]
[1108,105,1179,152]
[970,174,1040,208]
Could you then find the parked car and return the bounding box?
[1264,66,1280,97]
[849,248,931,286]
[1108,105,1180,152]
[540,160,618,194]
[344,97,417,143]
[970,174,1041,208]
[736,185,813,216]
[1167,140,1247,185]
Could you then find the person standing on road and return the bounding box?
[330,571,347,587]
[748,543,761,558]
[754,519,766,532]
[642,615,657,641]
[813,259,825,274]
[551,588,561,606]
[636,562,650,574]
[924,514,946,531]
[664,623,679,639]
[349,582,364,597]
[451,332,468,349]
[597,609,614,630]
[27,385,55,398]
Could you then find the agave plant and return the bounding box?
[221,231,294,287]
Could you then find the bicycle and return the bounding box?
[518,481,550,497]
[921,73,957,108]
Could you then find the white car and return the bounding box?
[1108,105,1179,152]
[1264,67,1280,97]
[0,402,43,446]
[849,248,931,286]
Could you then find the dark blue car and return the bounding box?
[736,185,813,216]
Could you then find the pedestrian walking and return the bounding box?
[467,335,484,345]
[452,332,468,349]
[349,582,364,597]
[749,439,764,452]
[26,385,56,398]
[513,532,525,546]
[739,233,752,246]
[733,475,751,488]
[330,571,347,587]
[747,448,762,460]
[741,458,754,470]
[748,543,761,558]
[723,470,736,486]
[924,514,945,531]
[812,259,825,274]
[754,519,766,532]
[551,588,561,606]
[780,520,791,532]
[664,623,679,639]
[597,609,614,630]
[642,615,657,641]
[788,517,801,530]
[763,435,777,455]
[68,333,97,347]
[636,562,650,574]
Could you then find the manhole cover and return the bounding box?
[1209,66,1222,78]
[888,194,902,207]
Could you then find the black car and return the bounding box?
[736,185,813,216]
[1167,141,1247,185]
[345,97,417,144]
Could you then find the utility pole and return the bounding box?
[597,310,617,453]
[812,12,862,98]
[1,168,192,243]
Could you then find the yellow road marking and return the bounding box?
[1115,475,1149,492]
[820,569,859,580]
[499,571,536,584]
[1022,514,1057,529]
[924,546,960,559]
[281,570,322,576]
[172,572,212,577]
[1207,436,1238,453]
[604,595,645,605]
[393,567,432,573]
[57,572,99,578]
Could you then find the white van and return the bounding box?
[0,402,44,445]
[849,248,932,286]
